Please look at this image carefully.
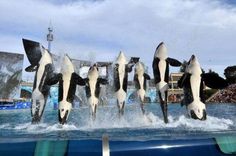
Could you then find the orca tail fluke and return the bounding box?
[22,38,42,68]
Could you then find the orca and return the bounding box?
[84,64,108,120]
[29,49,59,123]
[23,39,60,124]
[178,55,228,120]
[152,42,182,123]
[57,55,85,125]
[114,52,135,116]
[134,62,151,114]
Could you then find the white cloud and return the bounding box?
[0,0,236,79]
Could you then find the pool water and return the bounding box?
[0,103,235,142]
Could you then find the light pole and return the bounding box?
[47,24,53,52]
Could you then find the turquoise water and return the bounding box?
[0,103,235,142]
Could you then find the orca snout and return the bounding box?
[89,64,99,72]
[191,55,196,59]
[190,109,207,121]
[190,55,197,62]
[129,57,140,64]
[58,109,69,125]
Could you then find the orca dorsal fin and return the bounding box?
[25,65,38,72]
[202,72,228,89]
[144,73,151,80]
[72,72,85,86]
[46,73,62,86]
[98,78,109,85]
[167,57,182,67]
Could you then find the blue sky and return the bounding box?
[0,0,236,80]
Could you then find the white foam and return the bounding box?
[174,115,233,131]
[75,108,234,132]
[0,107,234,135]
[10,122,78,134]
[13,123,32,130]
[0,123,11,129]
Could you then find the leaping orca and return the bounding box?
[134,62,151,114]
[84,64,108,120]
[114,52,135,116]
[57,55,85,125]
[23,39,60,124]
[178,55,228,120]
[152,42,182,123]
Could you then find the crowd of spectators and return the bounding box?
[209,84,236,103]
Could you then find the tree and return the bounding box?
[224,65,236,84]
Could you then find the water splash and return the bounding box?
[11,122,78,134]
[0,104,235,140]
[0,123,10,129]
[7,113,233,134]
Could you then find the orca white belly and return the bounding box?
[116,64,126,104]
[31,88,45,116]
[137,75,145,101]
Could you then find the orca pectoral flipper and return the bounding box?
[167,57,182,67]
[98,78,108,85]
[200,79,206,103]
[152,57,161,84]
[46,73,62,86]
[178,73,191,88]
[202,73,228,89]
[73,72,85,86]
[144,73,151,80]
[25,65,38,72]
[113,64,120,92]
[83,78,89,84]
[126,64,134,73]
